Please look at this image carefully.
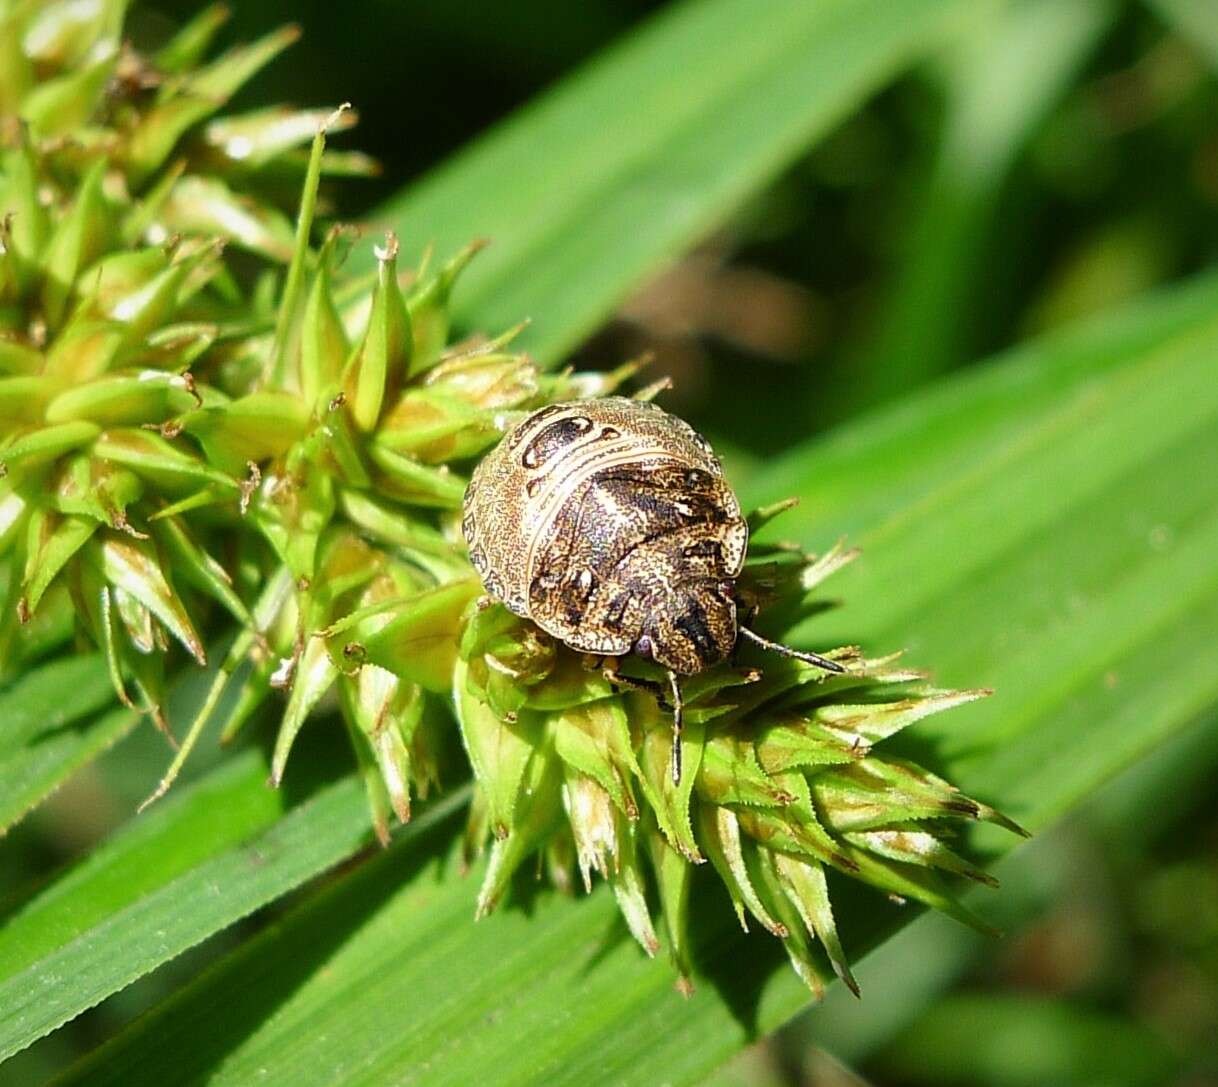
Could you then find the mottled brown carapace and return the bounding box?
[463,397,747,675]
[463,396,843,783]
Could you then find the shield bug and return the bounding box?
[462,396,844,782]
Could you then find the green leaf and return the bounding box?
[846,0,1114,401]
[0,750,453,1064]
[0,656,129,834]
[365,0,974,364]
[762,287,1218,838]
[789,696,1218,1074]
[0,751,278,983]
[55,271,1218,1087]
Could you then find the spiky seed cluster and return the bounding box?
[457,539,1026,994]
[0,2,1024,996]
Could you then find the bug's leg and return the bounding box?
[597,656,684,780]
[599,656,671,708]
[738,625,847,673]
[668,669,684,785]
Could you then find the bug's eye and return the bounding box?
[634,635,654,660]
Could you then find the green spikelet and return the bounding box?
[455,541,1026,995]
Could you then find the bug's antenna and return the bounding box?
[738,625,847,674]
[668,669,684,785]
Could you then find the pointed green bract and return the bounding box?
[155,3,230,75]
[552,697,641,819]
[271,634,338,785]
[699,804,787,937]
[21,509,97,615]
[40,158,109,330]
[300,235,349,405]
[455,656,541,839]
[343,235,411,431]
[648,823,696,993]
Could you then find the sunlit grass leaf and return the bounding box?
[0,751,278,982]
[0,749,429,1063]
[365,0,975,364]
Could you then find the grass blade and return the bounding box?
[846,0,1114,406]
[0,749,416,1062]
[0,656,131,835]
[365,0,973,364]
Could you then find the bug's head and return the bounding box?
[634,578,737,675]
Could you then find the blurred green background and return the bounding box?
[4,1,1217,1084]
[130,0,1218,453]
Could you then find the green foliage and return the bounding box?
[37,271,1217,1086]
[0,657,132,832]
[1,0,1216,1083]
[370,0,975,364]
